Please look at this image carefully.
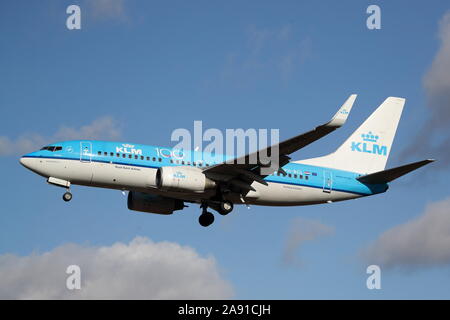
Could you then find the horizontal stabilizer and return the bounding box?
[357,159,435,184]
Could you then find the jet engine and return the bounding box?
[156,166,216,192]
[127,192,184,215]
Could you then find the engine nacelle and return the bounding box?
[156,166,216,192]
[127,192,184,215]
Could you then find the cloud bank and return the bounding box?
[0,237,233,299]
[0,116,121,156]
[362,197,450,270]
[282,217,334,266]
[401,11,450,168]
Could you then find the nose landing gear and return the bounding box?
[62,191,73,202]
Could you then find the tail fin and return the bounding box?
[296,97,405,174]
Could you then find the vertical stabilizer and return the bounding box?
[296,97,405,174]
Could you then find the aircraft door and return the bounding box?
[80,141,92,163]
[323,171,332,193]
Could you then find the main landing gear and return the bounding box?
[199,208,214,227]
[198,201,234,227]
[62,190,73,202]
[218,201,233,216]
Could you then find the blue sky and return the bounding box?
[1,0,450,299]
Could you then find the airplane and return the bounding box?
[19,95,434,227]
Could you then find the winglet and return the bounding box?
[326,94,357,128]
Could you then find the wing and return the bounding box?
[203,94,357,192]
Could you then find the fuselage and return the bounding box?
[20,140,388,206]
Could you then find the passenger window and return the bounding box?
[187,161,191,165]
[152,157,156,161]
[305,176,309,180]
[140,156,144,160]
[181,161,185,165]
[198,163,202,167]
[55,147,62,151]
[294,174,297,178]
[288,174,292,178]
[98,151,101,155]
[134,155,138,159]
[158,158,162,162]
[299,175,303,179]
[116,153,120,157]
[170,160,173,163]
[193,162,196,166]
[110,152,114,156]
[128,154,132,159]
[146,156,150,161]
[104,152,107,156]
[176,160,180,164]
[122,154,126,158]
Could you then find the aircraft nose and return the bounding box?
[19,155,47,176]
[19,156,30,168]
[19,156,38,171]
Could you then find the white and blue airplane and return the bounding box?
[20,96,433,227]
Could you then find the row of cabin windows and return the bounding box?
[275,171,309,180]
[94,150,313,179]
[170,159,211,167]
[97,151,162,162]
[96,151,212,167]
[94,151,311,176]
[94,151,312,177]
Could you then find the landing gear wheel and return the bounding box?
[199,211,214,227]
[218,201,233,216]
[62,191,72,202]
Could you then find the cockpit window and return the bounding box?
[40,146,62,152]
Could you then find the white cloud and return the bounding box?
[282,217,334,266]
[220,25,311,85]
[87,0,127,21]
[362,197,450,270]
[53,116,121,141]
[0,237,233,299]
[278,38,311,81]
[423,11,450,127]
[401,11,450,168]
[0,116,121,156]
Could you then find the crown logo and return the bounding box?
[361,131,379,143]
[122,144,134,148]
